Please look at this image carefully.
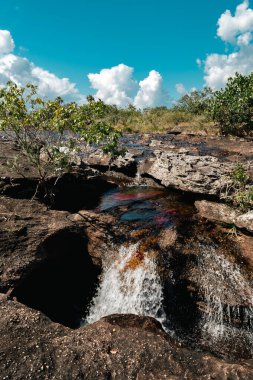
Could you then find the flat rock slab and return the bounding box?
[140,151,234,196]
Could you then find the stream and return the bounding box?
[85,186,253,360]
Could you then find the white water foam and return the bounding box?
[86,243,166,326]
[197,246,253,338]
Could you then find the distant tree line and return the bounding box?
[100,73,253,137]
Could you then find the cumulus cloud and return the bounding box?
[0,30,15,54]
[0,29,85,103]
[217,0,253,44]
[88,64,137,107]
[175,83,186,95]
[203,1,253,89]
[0,29,169,107]
[237,31,252,45]
[134,70,168,109]
[88,64,169,109]
[204,46,253,88]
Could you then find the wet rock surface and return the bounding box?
[1,300,253,380]
[159,218,253,359]
[1,135,253,379]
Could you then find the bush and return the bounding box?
[230,163,253,211]
[210,73,253,136]
[174,87,214,115]
[0,82,123,203]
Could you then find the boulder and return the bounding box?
[195,200,253,233]
[236,211,253,233]
[0,197,117,328]
[83,149,137,176]
[195,200,240,225]
[140,151,234,196]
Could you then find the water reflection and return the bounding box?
[97,187,181,229]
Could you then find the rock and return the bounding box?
[234,233,253,270]
[195,200,240,225]
[159,217,253,358]
[157,228,177,250]
[0,299,253,380]
[140,151,234,196]
[149,139,164,147]
[0,196,118,328]
[83,149,137,176]
[195,200,253,233]
[236,211,253,233]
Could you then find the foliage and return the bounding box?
[173,87,214,115]
[0,82,123,203]
[97,89,214,133]
[231,163,249,187]
[102,104,211,133]
[209,72,253,136]
[233,187,253,211]
[230,163,253,211]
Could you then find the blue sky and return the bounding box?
[0,0,252,107]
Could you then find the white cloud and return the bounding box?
[31,66,81,100]
[204,47,253,88]
[134,70,168,109]
[0,29,85,103]
[237,31,252,45]
[0,30,170,108]
[88,64,137,107]
[88,64,169,109]
[203,1,253,89]
[0,30,15,54]
[217,0,253,43]
[175,83,186,95]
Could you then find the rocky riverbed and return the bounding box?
[0,132,253,379]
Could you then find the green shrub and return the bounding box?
[0,82,123,203]
[210,73,253,136]
[174,87,214,115]
[234,187,253,211]
[230,162,252,211]
[231,163,249,187]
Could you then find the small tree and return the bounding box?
[174,87,214,115]
[0,82,123,203]
[210,72,253,136]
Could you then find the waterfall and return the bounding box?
[86,243,166,327]
[197,246,253,343]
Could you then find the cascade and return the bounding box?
[85,186,253,359]
[197,245,253,354]
[86,242,166,327]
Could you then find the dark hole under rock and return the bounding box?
[48,173,117,212]
[2,173,117,213]
[12,229,101,329]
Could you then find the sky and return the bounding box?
[0,0,253,108]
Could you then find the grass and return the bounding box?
[104,109,217,134]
